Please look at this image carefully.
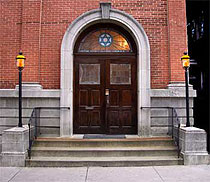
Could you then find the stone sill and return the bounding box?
[0,89,60,98]
[0,88,196,98]
[151,89,196,98]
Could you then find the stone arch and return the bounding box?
[60,6,150,137]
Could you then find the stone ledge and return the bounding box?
[151,83,196,98]
[167,82,192,89]
[180,127,205,133]
[2,151,26,155]
[15,82,43,90]
[0,89,60,98]
[151,89,196,98]
[2,125,29,133]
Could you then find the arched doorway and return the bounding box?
[73,24,137,134]
[60,6,150,137]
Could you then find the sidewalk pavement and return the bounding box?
[1,165,210,182]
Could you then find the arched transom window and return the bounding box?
[78,29,132,52]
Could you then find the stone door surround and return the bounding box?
[60,3,150,137]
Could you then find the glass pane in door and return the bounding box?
[110,64,131,84]
[79,64,100,84]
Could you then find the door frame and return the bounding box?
[60,7,151,137]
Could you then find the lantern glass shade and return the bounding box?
[183,59,190,67]
[181,53,190,68]
[17,59,24,68]
[16,53,25,68]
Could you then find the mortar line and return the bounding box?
[153,166,165,182]
[8,168,22,182]
[85,166,89,182]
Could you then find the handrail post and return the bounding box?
[34,108,37,139]
[178,123,180,158]
[28,123,31,159]
[172,108,174,138]
[37,108,41,136]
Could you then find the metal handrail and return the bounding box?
[141,106,182,157]
[0,106,70,158]
[1,106,181,158]
[27,107,70,159]
[172,108,181,157]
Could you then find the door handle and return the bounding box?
[106,95,109,104]
[105,89,109,105]
[105,89,109,96]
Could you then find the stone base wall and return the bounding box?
[150,83,196,136]
[0,85,60,155]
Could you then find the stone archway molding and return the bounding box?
[60,3,151,137]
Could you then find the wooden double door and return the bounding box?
[74,56,137,134]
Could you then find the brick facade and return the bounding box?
[0,0,187,89]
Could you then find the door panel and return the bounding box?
[121,111,132,126]
[74,57,137,134]
[106,59,137,134]
[108,111,120,126]
[79,90,88,106]
[90,111,101,126]
[91,90,100,106]
[109,90,120,106]
[74,58,105,134]
[121,90,132,106]
[79,111,88,126]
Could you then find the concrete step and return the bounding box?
[31,146,178,157]
[26,156,183,167]
[27,137,182,167]
[33,137,175,148]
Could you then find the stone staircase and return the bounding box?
[26,137,183,167]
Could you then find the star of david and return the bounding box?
[98,33,113,47]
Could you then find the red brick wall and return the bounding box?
[0,0,187,89]
[1,0,22,88]
[168,0,187,82]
